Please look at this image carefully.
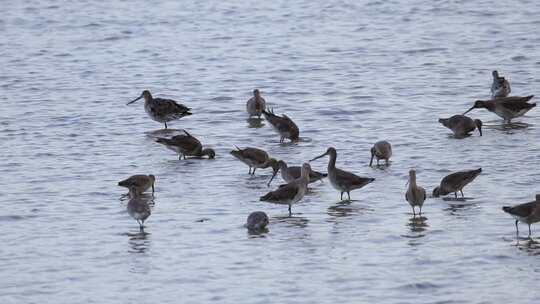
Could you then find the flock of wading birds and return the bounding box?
[118,70,539,237]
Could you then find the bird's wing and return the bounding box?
[261,183,299,202]
[171,135,202,153]
[242,148,268,164]
[507,201,537,217]
[443,169,481,190]
[335,168,372,187]
[151,98,191,116]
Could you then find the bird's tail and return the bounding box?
[156,137,171,145]
[502,206,512,214]
[260,192,275,202]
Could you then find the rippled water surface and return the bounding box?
[2,0,540,303]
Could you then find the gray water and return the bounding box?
[2,0,540,303]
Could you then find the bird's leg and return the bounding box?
[288,205,292,217]
[178,154,182,160]
[248,167,252,174]
[377,159,380,166]
[184,155,187,160]
[164,122,168,129]
[528,224,532,238]
[340,192,344,200]
[515,220,519,236]
[454,192,458,198]
[460,190,464,198]
[412,206,416,217]
[347,192,351,200]
[252,168,256,175]
[419,206,422,216]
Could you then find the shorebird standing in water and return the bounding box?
[433,168,482,198]
[230,146,278,175]
[491,70,511,98]
[502,195,540,237]
[311,147,375,200]
[369,141,392,166]
[127,90,192,129]
[155,130,215,160]
[246,89,266,118]
[126,186,152,230]
[438,115,482,137]
[405,169,426,216]
[118,174,155,196]
[267,160,327,186]
[260,163,310,216]
[463,95,535,123]
[246,211,269,231]
[262,109,299,143]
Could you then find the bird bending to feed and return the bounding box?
[127,90,192,129]
[463,95,535,123]
[405,169,426,216]
[267,160,327,186]
[155,130,215,160]
[502,195,540,237]
[260,163,310,216]
[118,174,155,195]
[246,211,269,231]
[369,140,392,166]
[438,115,482,137]
[491,70,511,98]
[246,89,266,118]
[310,147,375,200]
[126,186,152,230]
[262,108,299,143]
[433,168,482,198]
[230,146,278,175]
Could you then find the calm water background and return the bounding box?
[2,0,540,303]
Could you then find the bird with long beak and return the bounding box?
[405,169,426,216]
[502,195,540,238]
[491,70,511,98]
[369,140,392,166]
[127,90,192,129]
[230,146,278,175]
[438,115,482,137]
[432,168,482,198]
[267,160,327,187]
[260,163,310,216]
[155,130,215,160]
[463,95,535,123]
[246,89,266,118]
[118,174,156,196]
[126,186,152,230]
[310,147,375,200]
[262,108,300,143]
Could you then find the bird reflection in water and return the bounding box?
[516,238,540,256]
[246,117,265,128]
[407,216,429,234]
[127,229,151,254]
[484,121,530,131]
[272,215,309,228]
[327,200,373,218]
[443,201,477,217]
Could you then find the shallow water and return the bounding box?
[2,0,540,303]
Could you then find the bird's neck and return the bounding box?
[409,176,417,187]
[327,153,337,171]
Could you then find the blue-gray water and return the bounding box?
[2,0,540,303]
